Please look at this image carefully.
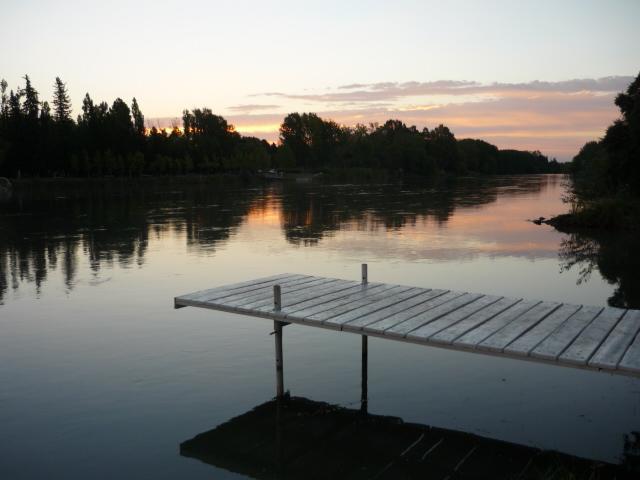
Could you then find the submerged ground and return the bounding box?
[1,174,638,478]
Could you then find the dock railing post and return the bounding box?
[273,285,284,400]
[360,264,368,413]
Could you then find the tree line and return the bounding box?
[0,75,563,178]
[561,71,640,229]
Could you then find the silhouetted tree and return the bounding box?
[21,75,39,120]
[131,97,144,136]
[0,75,560,178]
[570,71,640,205]
[0,79,8,121]
[52,77,72,123]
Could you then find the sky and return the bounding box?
[2,0,639,160]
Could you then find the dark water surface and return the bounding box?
[1,175,639,478]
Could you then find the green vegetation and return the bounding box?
[555,71,640,230]
[0,75,563,178]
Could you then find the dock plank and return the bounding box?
[559,307,626,366]
[248,280,358,311]
[454,300,541,349]
[407,295,502,341]
[385,293,484,338]
[530,306,603,361]
[477,302,561,353]
[362,290,460,335]
[619,323,640,373]
[504,304,582,356]
[306,285,413,324]
[283,283,384,316]
[589,309,640,370]
[206,275,315,305]
[324,287,427,328]
[176,274,305,305]
[430,297,522,345]
[341,289,445,331]
[218,277,332,308]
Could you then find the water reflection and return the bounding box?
[180,396,637,479]
[558,229,640,309]
[1,174,637,307]
[0,179,257,302]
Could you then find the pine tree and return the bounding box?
[80,93,94,124]
[21,75,39,120]
[0,79,8,120]
[40,101,51,122]
[131,97,144,135]
[8,90,21,118]
[52,77,72,122]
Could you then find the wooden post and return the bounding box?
[361,334,368,414]
[273,284,282,311]
[273,285,284,399]
[362,263,368,285]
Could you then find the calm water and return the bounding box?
[1,175,639,478]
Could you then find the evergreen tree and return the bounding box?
[0,79,8,120]
[131,97,144,135]
[52,77,72,122]
[40,101,51,122]
[21,75,39,120]
[8,90,21,118]
[81,93,94,123]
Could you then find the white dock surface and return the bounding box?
[174,273,640,377]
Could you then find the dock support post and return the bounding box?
[361,334,368,414]
[360,264,369,413]
[273,285,284,400]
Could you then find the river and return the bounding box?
[1,174,638,478]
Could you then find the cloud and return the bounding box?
[255,77,632,103]
[148,76,635,160]
[227,104,280,113]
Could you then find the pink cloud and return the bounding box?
[148,76,635,160]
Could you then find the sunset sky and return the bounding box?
[2,0,639,160]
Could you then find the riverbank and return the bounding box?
[545,197,640,231]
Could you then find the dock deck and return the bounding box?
[174,271,640,377]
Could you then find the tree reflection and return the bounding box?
[0,175,561,304]
[0,179,260,303]
[559,229,640,308]
[277,176,546,245]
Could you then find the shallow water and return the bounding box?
[1,175,638,478]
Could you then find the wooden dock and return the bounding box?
[174,268,640,379]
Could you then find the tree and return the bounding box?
[571,71,640,199]
[52,77,72,122]
[131,97,144,136]
[0,79,8,120]
[21,75,39,120]
[425,124,461,172]
[80,93,95,124]
[279,113,310,166]
[40,101,51,122]
[107,98,133,154]
[8,90,20,118]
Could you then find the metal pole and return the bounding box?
[273,285,284,399]
[361,263,368,285]
[361,334,368,414]
[274,321,284,399]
